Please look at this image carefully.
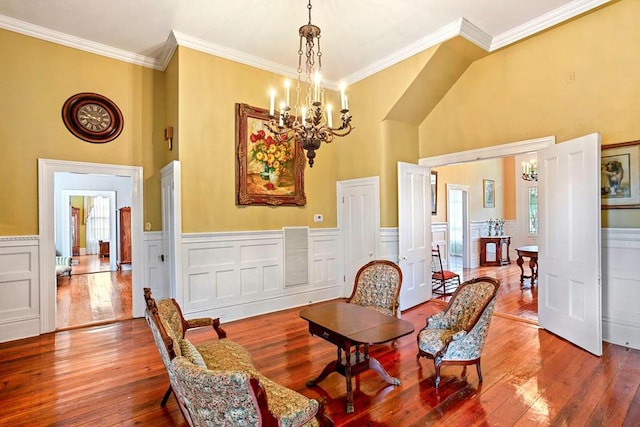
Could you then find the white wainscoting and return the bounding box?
[0,236,40,343]
[179,229,342,322]
[431,223,448,268]
[602,228,640,350]
[379,228,399,263]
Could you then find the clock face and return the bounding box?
[62,93,124,143]
[77,103,112,132]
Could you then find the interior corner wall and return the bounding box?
[174,47,340,232]
[418,0,640,228]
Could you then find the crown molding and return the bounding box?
[172,30,296,77]
[0,0,611,81]
[490,0,610,51]
[0,14,160,69]
[343,17,493,86]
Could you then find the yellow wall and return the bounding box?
[0,29,164,235]
[2,0,637,237]
[70,196,86,247]
[419,0,640,227]
[175,47,340,232]
[432,157,512,224]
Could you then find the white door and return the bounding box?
[337,177,379,297]
[398,162,432,311]
[161,161,182,301]
[538,133,602,356]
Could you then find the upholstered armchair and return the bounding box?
[346,260,403,317]
[55,256,72,277]
[416,276,500,388]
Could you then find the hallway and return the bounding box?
[56,255,132,330]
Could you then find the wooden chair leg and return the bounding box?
[434,357,442,389]
[476,361,483,383]
[160,385,172,407]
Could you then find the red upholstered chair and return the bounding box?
[431,245,460,296]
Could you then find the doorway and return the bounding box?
[38,159,144,334]
[446,184,469,270]
[420,137,555,324]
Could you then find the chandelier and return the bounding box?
[521,159,538,181]
[265,0,353,168]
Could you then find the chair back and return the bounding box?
[431,246,444,275]
[346,260,403,317]
[442,277,499,334]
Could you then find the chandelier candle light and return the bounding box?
[521,159,538,181]
[266,0,353,168]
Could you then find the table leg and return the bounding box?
[530,257,538,284]
[306,360,338,387]
[368,357,401,386]
[516,255,525,284]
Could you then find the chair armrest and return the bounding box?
[426,312,450,329]
[186,317,227,339]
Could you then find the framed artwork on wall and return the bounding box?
[483,179,495,208]
[431,171,438,215]
[601,140,640,209]
[235,103,306,206]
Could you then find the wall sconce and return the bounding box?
[164,126,173,150]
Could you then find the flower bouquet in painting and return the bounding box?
[249,130,293,190]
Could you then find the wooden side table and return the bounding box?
[480,236,511,266]
[516,245,538,286]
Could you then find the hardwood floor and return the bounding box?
[1,297,638,426]
[448,259,538,324]
[56,255,132,330]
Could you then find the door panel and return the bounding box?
[338,178,379,297]
[398,162,432,311]
[538,133,602,356]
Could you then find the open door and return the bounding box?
[538,133,602,356]
[398,162,432,311]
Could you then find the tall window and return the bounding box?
[528,187,538,235]
[85,196,110,254]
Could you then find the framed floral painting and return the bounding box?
[235,103,306,206]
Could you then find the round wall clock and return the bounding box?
[62,92,124,143]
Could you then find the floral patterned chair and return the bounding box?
[416,276,500,389]
[144,288,332,427]
[346,260,403,317]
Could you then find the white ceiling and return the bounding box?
[0,0,609,85]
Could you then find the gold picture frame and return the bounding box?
[601,140,640,209]
[235,103,306,206]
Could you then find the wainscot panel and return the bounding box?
[180,229,342,323]
[0,236,40,343]
[602,228,640,350]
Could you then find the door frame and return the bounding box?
[446,184,470,268]
[161,161,182,301]
[38,159,144,333]
[420,136,555,168]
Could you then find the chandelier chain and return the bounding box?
[264,0,353,168]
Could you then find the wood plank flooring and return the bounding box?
[56,255,132,330]
[1,296,638,426]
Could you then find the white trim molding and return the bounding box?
[601,228,640,350]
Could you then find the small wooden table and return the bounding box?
[516,245,538,286]
[300,302,414,414]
